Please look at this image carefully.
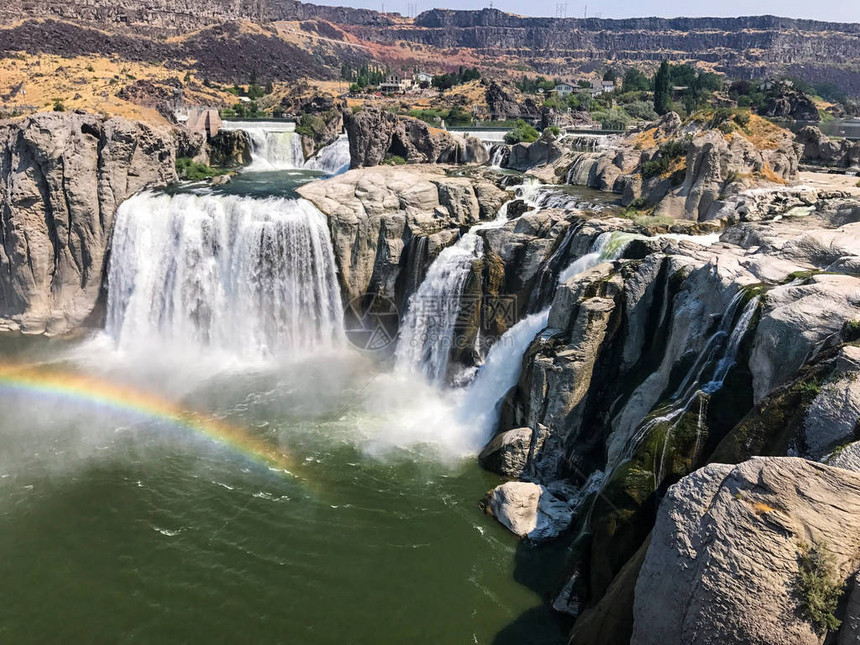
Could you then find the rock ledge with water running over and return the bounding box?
[297,164,507,302]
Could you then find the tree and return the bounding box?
[622,68,651,93]
[654,60,672,116]
[603,68,618,82]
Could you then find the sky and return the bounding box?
[311,0,860,23]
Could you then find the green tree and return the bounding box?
[622,68,651,92]
[654,60,672,116]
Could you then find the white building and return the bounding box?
[414,72,433,85]
[379,74,414,93]
[554,82,576,97]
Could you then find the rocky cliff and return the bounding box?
[343,108,488,169]
[3,3,860,96]
[0,112,176,334]
[633,458,860,645]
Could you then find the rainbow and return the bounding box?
[0,363,298,477]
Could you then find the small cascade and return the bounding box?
[457,309,550,445]
[221,121,305,171]
[489,145,508,168]
[395,203,512,384]
[106,191,344,359]
[558,231,640,284]
[303,135,351,176]
[620,292,761,467]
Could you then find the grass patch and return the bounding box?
[634,214,674,228]
[175,157,229,181]
[795,542,843,635]
[382,154,407,166]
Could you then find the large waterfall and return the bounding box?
[106,191,344,358]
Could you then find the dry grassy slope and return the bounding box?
[0,53,237,125]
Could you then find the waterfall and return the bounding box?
[395,203,512,384]
[457,310,550,446]
[558,231,641,284]
[620,292,761,466]
[303,135,351,176]
[490,145,508,168]
[221,121,305,171]
[106,191,344,359]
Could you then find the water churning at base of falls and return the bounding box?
[106,191,344,359]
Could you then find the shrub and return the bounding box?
[599,106,631,130]
[383,154,407,166]
[175,157,228,181]
[504,120,540,144]
[52,99,65,112]
[795,542,843,635]
[624,100,659,121]
[641,158,669,179]
[545,125,561,137]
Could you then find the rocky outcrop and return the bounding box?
[296,164,506,305]
[507,131,565,172]
[762,88,820,122]
[796,126,860,169]
[632,458,860,645]
[0,112,176,334]
[485,81,540,122]
[207,129,252,167]
[343,107,487,169]
[564,112,802,220]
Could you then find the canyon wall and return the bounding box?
[0,112,176,334]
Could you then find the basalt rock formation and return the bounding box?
[343,108,488,169]
[207,129,253,167]
[564,112,803,220]
[633,458,860,645]
[296,164,506,307]
[0,112,176,334]
[762,88,821,122]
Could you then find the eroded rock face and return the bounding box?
[207,129,252,167]
[296,164,506,304]
[797,125,860,169]
[0,112,176,334]
[478,427,532,477]
[343,108,483,169]
[632,458,860,645]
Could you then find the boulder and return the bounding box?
[483,481,572,541]
[0,112,176,334]
[478,427,532,477]
[632,458,860,645]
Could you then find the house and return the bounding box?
[379,74,414,94]
[554,82,576,97]
[601,80,616,93]
[414,72,433,85]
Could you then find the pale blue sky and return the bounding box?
[313,0,860,23]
